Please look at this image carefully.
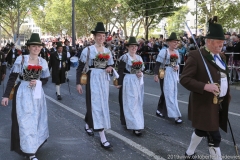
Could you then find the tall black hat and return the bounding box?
[166,32,179,41]
[26,33,43,46]
[205,16,225,40]
[91,22,107,34]
[126,37,139,46]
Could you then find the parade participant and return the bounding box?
[50,42,57,53]
[0,51,6,84]
[223,32,232,65]
[116,37,145,136]
[39,43,50,63]
[154,32,183,124]
[232,35,240,81]
[180,18,230,160]
[1,33,50,160]
[5,42,19,67]
[63,39,74,71]
[49,42,68,100]
[76,22,114,149]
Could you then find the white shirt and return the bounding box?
[58,53,62,68]
[211,53,228,97]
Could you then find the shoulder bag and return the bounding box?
[159,49,168,79]
[80,47,90,85]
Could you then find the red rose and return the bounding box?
[98,54,104,59]
[104,54,110,60]
[27,65,33,70]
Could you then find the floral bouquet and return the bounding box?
[131,60,143,74]
[94,53,110,68]
[170,53,178,67]
[23,65,42,81]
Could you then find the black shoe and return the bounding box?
[175,118,183,124]
[133,130,142,136]
[100,141,112,149]
[84,127,94,136]
[57,95,62,100]
[156,111,164,118]
[185,152,197,160]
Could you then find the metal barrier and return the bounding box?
[225,52,240,84]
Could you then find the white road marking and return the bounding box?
[70,84,240,118]
[45,95,166,160]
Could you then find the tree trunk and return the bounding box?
[144,5,149,40]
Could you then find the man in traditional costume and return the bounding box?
[63,39,74,71]
[49,42,68,100]
[180,18,230,160]
[5,42,19,67]
[39,43,50,63]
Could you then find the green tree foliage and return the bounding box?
[196,0,240,31]
[0,0,44,38]
[166,6,189,37]
[0,0,16,15]
[125,0,189,40]
[31,0,72,36]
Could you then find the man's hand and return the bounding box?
[204,83,220,95]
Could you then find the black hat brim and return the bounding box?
[126,43,139,46]
[26,42,43,46]
[91,31,108,34]
[204,36,225,40]
[166,39,180,42]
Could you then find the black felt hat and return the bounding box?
[126,37,139,46]
[56,42,63,48]
[64,39,70,44]
[166,32,179,41]
[91,22,107,34]
[10,42,15,47]
[26,33,43,46]
[205,16,225,40]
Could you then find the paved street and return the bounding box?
[0,68,239,160]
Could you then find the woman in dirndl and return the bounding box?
[116,37,145,136]
[154,32,183,124]
[1,33,50,160]
[76,22,114,149]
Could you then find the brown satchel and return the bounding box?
[80,47,90,85]
[9,56,24,100]
[159,50,168,79]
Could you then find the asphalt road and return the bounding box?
[0,68,239,160]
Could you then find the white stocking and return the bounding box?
[186,132,203,155]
